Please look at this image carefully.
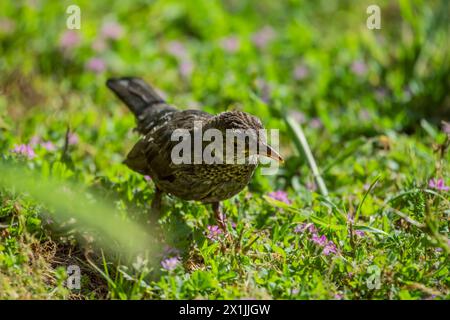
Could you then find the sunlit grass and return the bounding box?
[0,162,158,259]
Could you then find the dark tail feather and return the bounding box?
[107,77,177,135]
[106,77,166,118]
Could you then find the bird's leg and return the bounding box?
[212,202,226,231]
[149,187,163,224]
[212,202,233,244]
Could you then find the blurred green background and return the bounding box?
[2,0,448,131]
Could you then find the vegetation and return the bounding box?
[0,0,449,299]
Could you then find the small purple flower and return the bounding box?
[347,213,354,223]
[101,21,123,40]
[59,30,80,49]
[167,41,187,59]
[354,230,365,237]
[11,144,36,159]
[166,41,193,78]
[68,132,79,145]
[334,294,343,300]
[323,241,338,255]
[307,224,318,234]
[268,190,291,204]
[30,135,41,146]
[307,230,338,255]
[351,60,367,76]
[294,223,317,234]
[310,117,323,129]
[86,57,106,73]
[221,36,240,53]
[294,224,304,233]
[206,225,223,240]
[428,178,449,191]
[144,175,152,182]
[312,234,328,246]
[291,288,300,295]
[293,64,309,80]
[252,26,275,49]
[41,141,56,152]
[179,59,194,78]
[161,256,180,271]
[303,223,317,234]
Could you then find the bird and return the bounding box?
[106,77,283,229]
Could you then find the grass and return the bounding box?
[0,0,449,299]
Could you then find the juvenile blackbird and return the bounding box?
[106,77,283,228]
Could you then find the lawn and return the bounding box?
[0,0,449,299]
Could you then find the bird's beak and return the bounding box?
[259,143,284,163]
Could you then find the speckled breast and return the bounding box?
[154,163,257,203]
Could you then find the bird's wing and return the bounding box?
[124,110,212,179]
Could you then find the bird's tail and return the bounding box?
[106,77,167,118]
[106,77,176,134]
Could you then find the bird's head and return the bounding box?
[204,111,283,164]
